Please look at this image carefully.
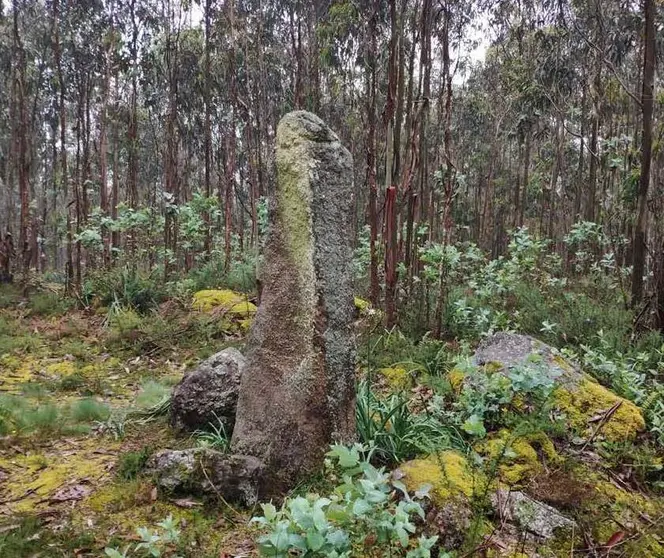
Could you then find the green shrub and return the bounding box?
[58,373,87,392]
[69,398,111,423]
[83,267,164,313]
[27,291,74,317]
[117,447,153,480]
[252,444,439,558]
[356,382,463,465]
[134,380,171,409]
[0,284,21,308]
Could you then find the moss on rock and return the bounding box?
[399,450,488,505]
[477,430,562,486]
[554,376,645,442]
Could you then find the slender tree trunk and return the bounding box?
[366,0,380,306]
[384,0,399,327]
[203,0,213,255]
[13,5,30,274]
[631,0,656,306]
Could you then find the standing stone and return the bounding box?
[231,111,356,494]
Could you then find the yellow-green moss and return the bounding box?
[0,355,39,392]
[448,368,466,392]
[476,430,562,486]
[45,360,76,376]
[554,377,645,442]
[482,361,505,374]
[354,297,370,312]
[192,289,257,316]
[399,450,488,505]
[379,367,412,390]
[0,439,119,513]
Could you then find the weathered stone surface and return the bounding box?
[470,333,645,442]
[491,489,576,539]
[146,448,263,506]
[170,348,245,432]
[231,111,356,495]
[472,332,581,384]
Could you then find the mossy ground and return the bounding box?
[3,284,664,557]
[0,285,257,557]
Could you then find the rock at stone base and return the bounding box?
[146,448,263,507]
[491,488,576,540]
[170,348,246,432]
[469,332,645,442]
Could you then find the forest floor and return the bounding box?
[2,282,664,557]
[0,284,258,557]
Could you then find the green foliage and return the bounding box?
[0,516,96,557]
[438,358,562,438]
[69,397,111,423]
[27,291,74,317]
[0,394,110,438]
[117,447,153,481]
[252,444,438,558]
[84,267,165,313]
[134,380,172,410]
[356,382,463,465]
[193,412,230,451]
[0,284,21,308]
[567,332,664,446]
[58,372,87,392]
[105,515,181,558]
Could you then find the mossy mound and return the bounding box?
[554,376,645,442]
[476,430,562,486]
[398,450,489,506]
[192,289,257,316]
[447,367,466,392]
[378,367,412,391]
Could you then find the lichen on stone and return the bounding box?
[554,376,645,442]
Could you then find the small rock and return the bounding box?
[491,488,576,539]
[146,448,264,506]
[170,348,246,432]
[472,332,580,383]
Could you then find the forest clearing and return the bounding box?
[1,0,664,556]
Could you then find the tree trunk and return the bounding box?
[631,0,655,306]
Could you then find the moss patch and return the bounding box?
[378,367,412,391]
[447,367,466,392]
[399,450,489,505]
[477,430,562,486]
[192,289,257,316]
[0,438,119,514]
[554,376,645,442]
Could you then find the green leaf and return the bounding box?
[261,502,278,521]
[306,530,326,551]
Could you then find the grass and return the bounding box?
[134,379,172,409]
[0,516,96,557]
[356,381,465,466]
[69,397,111,422]
[0,394,110,438]
[192,412,231,451]
[117,447,153,480]
[27,291,73,317]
